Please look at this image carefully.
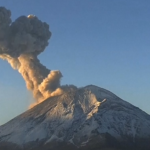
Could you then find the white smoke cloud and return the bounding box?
[0,7,63,107]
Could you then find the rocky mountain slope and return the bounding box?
[0,85,150,150]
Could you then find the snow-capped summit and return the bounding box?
[0,85,150,150]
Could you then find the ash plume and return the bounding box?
[0,7,62,106]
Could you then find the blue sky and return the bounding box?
[0,0,150,125]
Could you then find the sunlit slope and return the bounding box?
[0,85,150,150]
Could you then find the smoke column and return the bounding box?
[0,7,62,107]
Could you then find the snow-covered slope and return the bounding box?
[0,85,150,150]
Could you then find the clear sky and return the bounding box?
[0,0,150,125]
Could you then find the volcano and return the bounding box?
[0,85,150,150]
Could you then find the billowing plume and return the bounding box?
[0,7,62,106]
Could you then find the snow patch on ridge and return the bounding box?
[0,85,150,147]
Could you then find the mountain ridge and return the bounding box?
[0,85,150,150]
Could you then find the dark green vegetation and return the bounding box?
[0,85,150,150]
[0,135,150,150]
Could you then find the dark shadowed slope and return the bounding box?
[0,85,150,150]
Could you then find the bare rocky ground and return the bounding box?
[0,85,150,150]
